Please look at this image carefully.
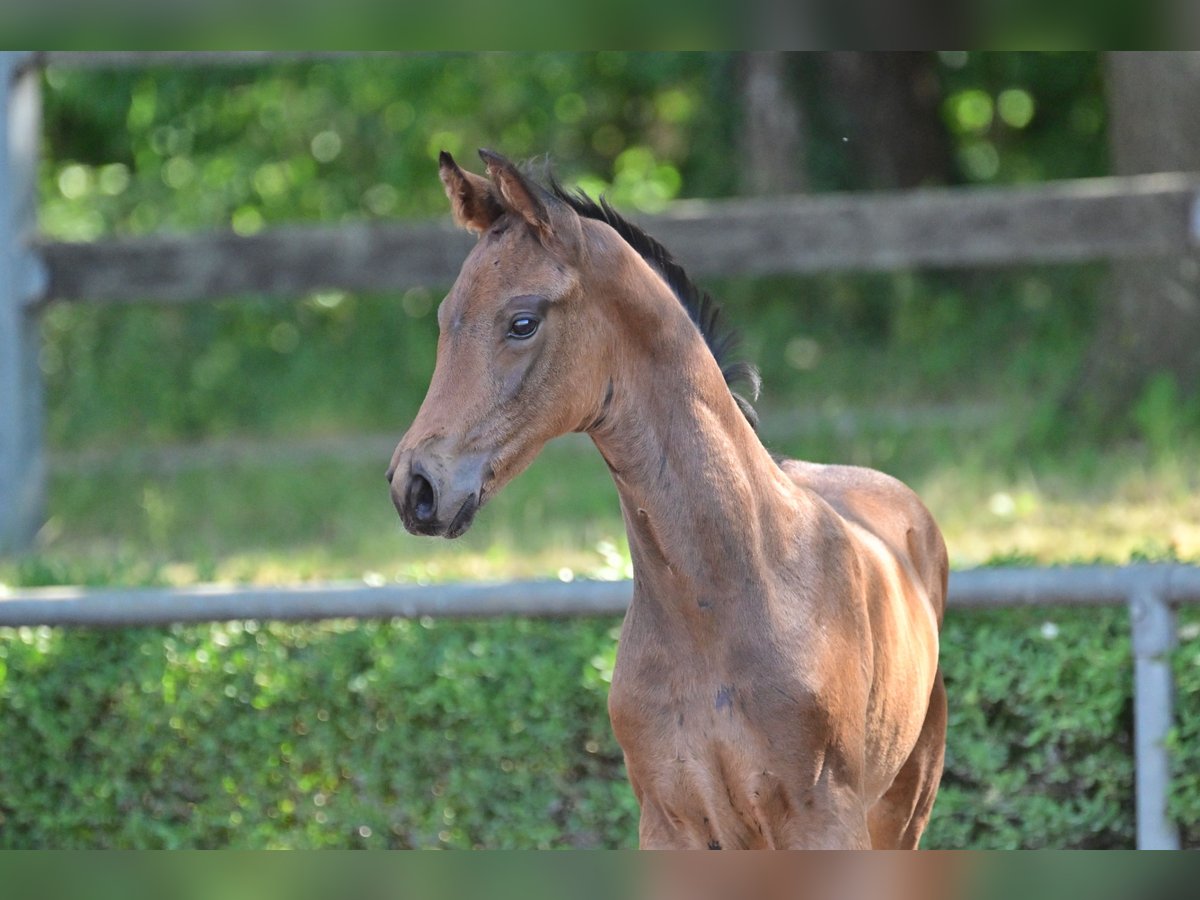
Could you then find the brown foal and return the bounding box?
[388,149,948,849]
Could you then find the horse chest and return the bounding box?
[606,594,850,847]
[608,655,812,761]
[613,639,823,752]
[608,655,831,849]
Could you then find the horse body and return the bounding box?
[584,250,945,848]
[389,149,947,849]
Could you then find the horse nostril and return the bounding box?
[385,464,396,484]
[406,472,437,524]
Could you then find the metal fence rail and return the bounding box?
[3,564,1200,625]
[2,563,1198,850]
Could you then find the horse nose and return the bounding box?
[404,468,438,526]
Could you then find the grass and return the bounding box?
[5,401,1198,593]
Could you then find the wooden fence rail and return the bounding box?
[32,172,1200,306]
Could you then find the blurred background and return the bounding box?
[1,51,1199,848]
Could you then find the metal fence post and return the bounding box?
[0,51,46,554]
[1130,584,1181,849]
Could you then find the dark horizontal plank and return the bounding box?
[38,218,476,305]
[35,173,1200,306]
[658,171,1200,275]
[1,565,1198,627]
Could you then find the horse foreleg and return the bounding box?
[867,668,947,849]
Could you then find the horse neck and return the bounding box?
[585,247,803,602]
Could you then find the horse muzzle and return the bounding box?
[388,449,488,539]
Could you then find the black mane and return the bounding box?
[548,181,762,430]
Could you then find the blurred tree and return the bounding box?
[819,52,955,189]
[1069,52,1200,428]
[30,53,1121,450]
[737,52,806,195]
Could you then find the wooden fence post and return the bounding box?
[0,52,46,553]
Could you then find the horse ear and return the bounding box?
[478,148,553,237]
[439,150,504,234]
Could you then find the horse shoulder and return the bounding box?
[778,457,946,799]
[778,458,947,624]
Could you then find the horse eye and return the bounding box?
[507,315,540,339]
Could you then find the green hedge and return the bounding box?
[1,605,1197,848]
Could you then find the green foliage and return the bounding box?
[1,604,1193,848]
[1131,374,1200,460]
[40,54,726,239]
[35,53,1113,454]
[803,52,1105,192]
[1170,611,1200,846]
[937,52,1107,185]
[929,608,1134,849]
[37,54,729,450]
[719,266,1098,422]
[40,292,440,447]
[0,617,635,849]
